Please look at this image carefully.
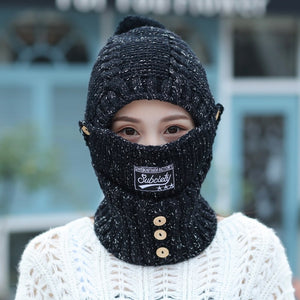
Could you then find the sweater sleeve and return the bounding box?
[258,228,295,300]
[15,230,72,299]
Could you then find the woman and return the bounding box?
[16,15,295,299]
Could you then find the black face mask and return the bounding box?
[81,119,218,266]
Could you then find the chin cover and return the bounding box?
[80,119,219,266]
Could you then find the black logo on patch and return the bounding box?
[134,164,175,192]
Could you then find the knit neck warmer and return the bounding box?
[86,122,218,266]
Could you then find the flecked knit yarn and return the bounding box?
[80,16,223,266]
[90,126,217,265]
[84,15,223,129]
[85,119,218,266]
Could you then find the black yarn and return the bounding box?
[88,125,218,266]
[80,16,224,266]
[84,15,223,129]
[114,15,165,35]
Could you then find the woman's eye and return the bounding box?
[165,126,181,134]
[120,127,138,136]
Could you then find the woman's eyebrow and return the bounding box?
[113,116,141,123]
[161,115,191,122]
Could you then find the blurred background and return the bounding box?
[0,0,299,299]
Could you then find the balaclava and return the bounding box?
[80,15,224,266]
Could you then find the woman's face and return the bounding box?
[111,100,195,145]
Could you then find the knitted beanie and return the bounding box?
[84,15,223,130]
[80,16,224,266]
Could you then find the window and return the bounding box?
[233,18,297,77]
[0,10,88,64]
[242,115,284,228]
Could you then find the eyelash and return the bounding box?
[164,125,184,134]
[117,125,185,136]
[118,127,138,136]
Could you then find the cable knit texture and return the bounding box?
[83,16,223,130]
[16,213,295,299]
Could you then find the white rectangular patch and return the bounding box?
[134,164,175,192]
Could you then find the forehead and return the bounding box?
[113,100,192,118]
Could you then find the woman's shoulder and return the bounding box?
[16,217,95,299]
[220,212,275,232]
[20,217,94,261]
[217,212,284,250]
[216,213,294,298]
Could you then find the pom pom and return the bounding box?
[114,15,165,35]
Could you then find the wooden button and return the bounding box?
[81,126,90,136]
[215,109,220,121]
[154,229,167,240]
[153,216,166,226]
[156,247,169,258]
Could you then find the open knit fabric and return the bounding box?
[15,213,295,300]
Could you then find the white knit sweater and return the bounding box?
[15,213,295,299]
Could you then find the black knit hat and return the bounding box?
[80,16,224,266]
[84,15,223,129]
